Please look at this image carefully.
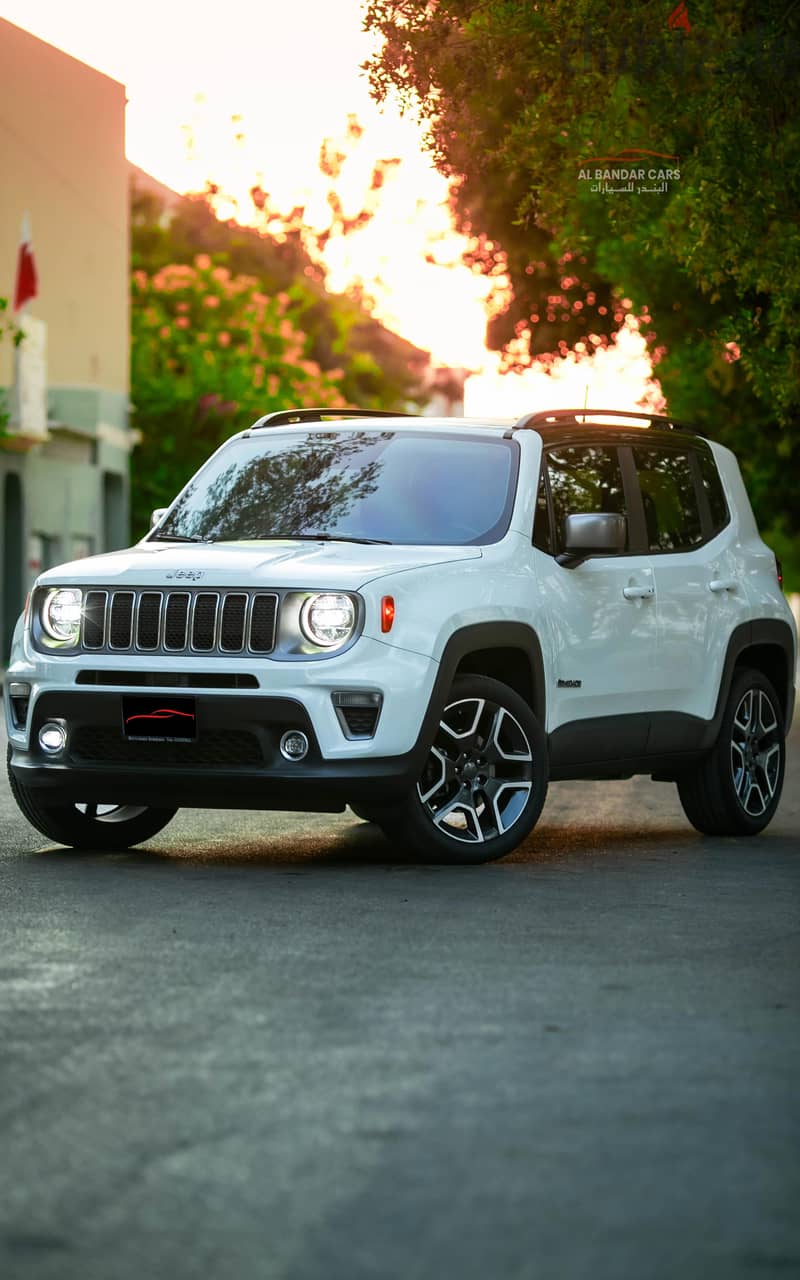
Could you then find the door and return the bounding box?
[536,441,657,756]
[631,441,748,726]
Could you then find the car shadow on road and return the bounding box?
[28,818,732,870]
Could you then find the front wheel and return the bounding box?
[677,668,786,836]
[7,748,177,850]
[382,675,548,864]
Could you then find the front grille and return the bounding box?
[109,592,134,648]
[137,593,161,649]
[70,727,263,768]
[164,593,190,649]
[220,594,247,651]
[76,588,278,658]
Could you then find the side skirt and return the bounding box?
[548,710,711,782]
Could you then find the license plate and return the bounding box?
[122,695,197,741]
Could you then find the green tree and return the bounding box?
[365,0,800,578]
[130,257,347,535]
[129,173,430,538]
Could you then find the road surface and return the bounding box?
[1,716,798,1279]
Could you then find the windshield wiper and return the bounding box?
[149,532,214,544]
[270,533,393,545]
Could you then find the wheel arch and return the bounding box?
[418,623,546,749]
[713,620,795,738]
[446,624,545,723]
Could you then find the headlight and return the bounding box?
[41,588,83,644]
[299,593,356,648]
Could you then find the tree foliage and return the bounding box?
[130,257,351,534]
[365,0,800,572]
[130,176,429,536]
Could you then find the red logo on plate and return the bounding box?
[124,708,196,725]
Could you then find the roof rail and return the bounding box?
[246,407,418,433]
[511,408,702,436]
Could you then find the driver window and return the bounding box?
[546,445,628,552]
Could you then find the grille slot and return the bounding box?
[76,589,279,657]
[109,592,134,648]
[70,727,263,768]
[249,594,278,652]
[220,593,247,651]
[164,593,190,650]
[76,671,259,689]
[341,706,380,737]
[192,594,218,650]
[136,593,161,649]
[83,591,107,649]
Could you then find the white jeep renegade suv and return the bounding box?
[5,407,796,863]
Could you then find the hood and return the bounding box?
[37,539,483,591]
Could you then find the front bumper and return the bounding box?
[5,636,442,812]
[8,688,431,812]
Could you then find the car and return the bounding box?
[5,406,796,863]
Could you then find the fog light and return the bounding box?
[39,721,67,755]
[280,730,309,761]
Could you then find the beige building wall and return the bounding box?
[0,17,128,395]
[0,19,132,659]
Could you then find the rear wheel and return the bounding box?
[677,668,785,836]
[7,747,177,850]
[382,675,548,864]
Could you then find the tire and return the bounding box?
[382,675,548,864]
[7,747,177,850]
[677,667,786,836]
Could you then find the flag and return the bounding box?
[13,214,38,312]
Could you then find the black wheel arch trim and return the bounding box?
[712,619,795,736]
[420,621,546,739]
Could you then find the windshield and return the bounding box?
[153,429,519,546]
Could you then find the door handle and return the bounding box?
[709,578,738,593]
[622,585,655,600]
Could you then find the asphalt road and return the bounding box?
[1,715,799,1280]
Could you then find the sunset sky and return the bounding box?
[2,0,660,412]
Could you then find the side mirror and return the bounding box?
[556,512,627,569]
[150,507,168,530]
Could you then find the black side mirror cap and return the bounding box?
[556,512,627,569]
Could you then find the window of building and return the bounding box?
[72,536,94,560]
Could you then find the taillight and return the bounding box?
[381,596,395,633]
[775,557,783,590]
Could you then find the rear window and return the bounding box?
[632,447,704,552]
[155,429,519,546]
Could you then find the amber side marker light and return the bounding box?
[381,596,395,633]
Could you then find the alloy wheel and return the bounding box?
[74,804,150,823]
[417,696,534,844]
[730,688,781,817]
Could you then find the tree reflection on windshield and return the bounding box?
[161,432,385,541]
[155,428,518,546]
